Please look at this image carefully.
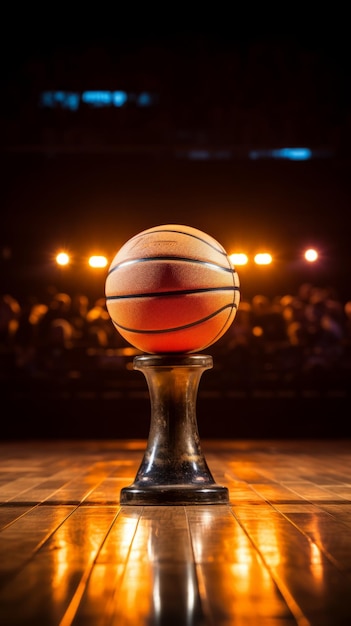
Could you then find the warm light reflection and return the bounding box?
[188,507,286,616]
[49,505,327,624]
[120,564,153,622]
[52,538,70,598]
[186,562,196,615]
[51,508,119,620]
[229,532,254,591]
[310,541,323,581]
[115,517,153,621]
[191,510,216,561]
[256,521,281,567]
[307,520,325,585]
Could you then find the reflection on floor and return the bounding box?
[0,439,351,625]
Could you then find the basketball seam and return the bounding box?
[111,302,239,334]
[107,257,237,276]
[127,227,227,256]
[106,286,240,301]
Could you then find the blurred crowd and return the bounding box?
[1,282,351,391]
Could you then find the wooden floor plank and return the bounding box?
[0,505,118,625]
[0,505,75,586]
[277,508,351,572]
[0,439,351,625]
[187,505,298,624]
[232,503,351,625]
[0,505,35,531]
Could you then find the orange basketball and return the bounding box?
[105,224,240,354]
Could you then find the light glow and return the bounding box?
[56,252,70,266]
[304,249,318,262]
[88,255,108,269]
[230,253,248,266]
[254,253,272,266]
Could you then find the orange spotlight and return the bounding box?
[254,253,272,266]
[56,252,70,267]
[88,255,108,269]
[229,253,248,266]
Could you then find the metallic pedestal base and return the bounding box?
[120,354,229,505]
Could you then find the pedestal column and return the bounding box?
[120,354,229,505]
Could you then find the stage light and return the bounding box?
[254,253,273,266]
[230,253,248,266]
[304,249,318,262]
[88,255,108,268]
[56,252,70,267]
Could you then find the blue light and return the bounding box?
[273,148,312,161]
[40,92,56,107]
[39,91,80,110]
[54,91,65,103]
[137,92,152,107]
[112,91,128,107]
[64,93,80,111]
[249,148,312,161]
[81,91,113,107]
[39,90,159,111]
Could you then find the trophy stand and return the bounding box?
[120,354,229,505]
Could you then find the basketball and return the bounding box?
[105,224,240,354]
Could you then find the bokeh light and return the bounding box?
[254,253,273,266]
[230,253,248,266]
[304,249,318,262]
[88,255,108,269]
[56,252,70,266]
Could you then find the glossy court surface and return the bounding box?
[1,438,351,625]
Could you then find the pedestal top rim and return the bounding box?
[133,354,213,368]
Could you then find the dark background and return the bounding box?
[1,24,351,439]
[2,28,351,297]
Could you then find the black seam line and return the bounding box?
[107,286,240,301]
[201,306,235,350]
[107,256,236,276]
[112,303,238,334]
[128,228,228,256]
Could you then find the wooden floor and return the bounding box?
[1,439,351,625]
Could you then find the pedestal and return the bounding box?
[120,354,229,505]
